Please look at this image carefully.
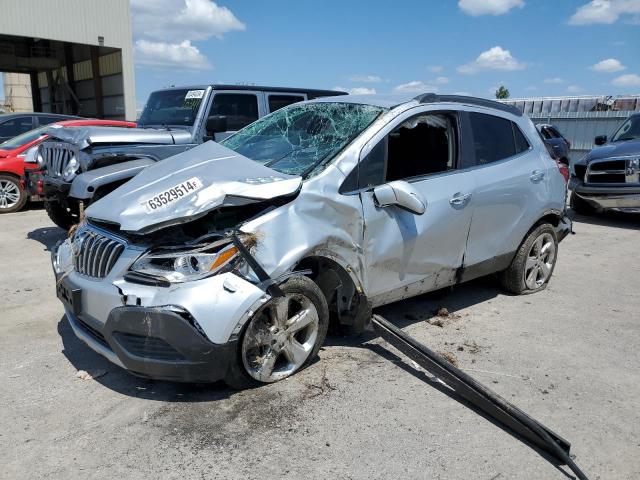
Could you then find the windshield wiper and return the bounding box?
[615,136,639,141]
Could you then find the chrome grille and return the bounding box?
[586,157,640,184]
[40,141,76,178]
[73,229,125,278]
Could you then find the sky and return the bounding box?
[2,0,639,106]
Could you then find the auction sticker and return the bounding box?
[141,177,203,213]
[185,90,205,99]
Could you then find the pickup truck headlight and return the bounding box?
[62,156,80,182]
[130,241,239,283]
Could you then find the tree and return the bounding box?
[495,86,510,99]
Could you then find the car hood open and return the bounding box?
[86,141,302,234]
[44,125,193,149]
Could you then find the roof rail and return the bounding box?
[413,93,522,117]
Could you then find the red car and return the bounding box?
[0,119,135,213]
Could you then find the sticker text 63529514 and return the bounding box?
[142,177,203,213]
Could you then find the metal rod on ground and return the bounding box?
[370,314,588,480]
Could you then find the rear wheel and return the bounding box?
[0,175,27,213]
[570,192,596,216]
[499,224,558,295]
[44,199,78,230]
[225,276,329,389]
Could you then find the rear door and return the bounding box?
[461,111,545,278]
[355,108,476,305]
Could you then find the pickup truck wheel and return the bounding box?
[0,175,27,213]
[499,224,558,295]
[44,200,77,230]
[570,192,596,216]
[225,276,329,389]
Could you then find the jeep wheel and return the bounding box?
[44,200,78,230]
[0,175,27,213]
[570,192,596,216]
[499,224,558,295]
[225,276,329,389]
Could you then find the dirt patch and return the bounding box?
[438,351,459,367]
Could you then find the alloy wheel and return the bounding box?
[524,232,556,290]
[241,293,319,383]
[0,179,21,210]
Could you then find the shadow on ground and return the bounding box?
[27,227,66,251]
[569,208,640,231]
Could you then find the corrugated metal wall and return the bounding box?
[528,111,630,162]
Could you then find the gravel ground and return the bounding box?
[1,206,639,480]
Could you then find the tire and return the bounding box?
[44,199,78,230]
[225,275,329,389]
[499,223,558,295]
[570,192,596,216]
[0,174,27,214]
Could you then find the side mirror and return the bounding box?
[373,180,426,215]
[594,135,607,146]
[206,115,228,135]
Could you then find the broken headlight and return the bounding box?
[130,241,239,283]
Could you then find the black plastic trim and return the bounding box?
[413,93,522,117]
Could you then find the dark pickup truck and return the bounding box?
[570,113,640,215]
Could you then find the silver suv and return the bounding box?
[52,93,571,387]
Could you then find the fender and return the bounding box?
[69,158,156,200]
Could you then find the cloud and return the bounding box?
[544,77,565,84]
[131,0,245,42]
[348,75,382,83]
[612,73,640,87]
[428,65,444,73]
[568,0,640,25]
[432,76,451,85]
[458,0,524,16]
[458,46,526,74]
[525,86,538,91]
[590,58,626,72]
[393,81,439,94]
[567,85,583,93]
[134,39,212,69]
[333,86,377,95]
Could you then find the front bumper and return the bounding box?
[53,237,267,383]
[569,178,640,211]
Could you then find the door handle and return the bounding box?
[530,170,545,183]
[449,192,472,209]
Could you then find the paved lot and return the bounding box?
[1,206,639,480]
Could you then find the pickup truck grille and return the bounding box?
[40,142,76,178]
[585,158,640,184]
[73,229,125,278]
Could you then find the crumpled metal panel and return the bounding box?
[44,125,192,149]
[85,141,302,233]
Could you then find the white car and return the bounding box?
[52,93,570,387]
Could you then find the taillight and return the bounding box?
[556,160,569,183]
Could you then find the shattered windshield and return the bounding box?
[138,88,206,128]
[611,116,640,142]
[220,102,385,176]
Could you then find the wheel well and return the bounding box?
[536,212,562,228]
[294,256,370,331]
[0,172,21,181]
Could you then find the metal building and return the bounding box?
[0,0,135,120]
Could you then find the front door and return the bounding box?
[357,109,475,306]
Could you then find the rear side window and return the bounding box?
[469,112,529,165]
[268,95,304,113]
[210,93,259,131]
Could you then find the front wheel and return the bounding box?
[0,175,27,213]
[499,224,558,295]
[44,200,78,230]
[225,276,329,389]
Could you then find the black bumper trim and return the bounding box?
[73,306,237,383]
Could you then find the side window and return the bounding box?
[268,95,304,113]
[38,116,65,126]
[0,117,33,137]
[354,112,457,189]
[513,123,531,154]
[469,112,518,165]
[209,93,259,131]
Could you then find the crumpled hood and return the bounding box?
[577,139,640,165]
[44,125,193,149]
[86,141,302,233]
